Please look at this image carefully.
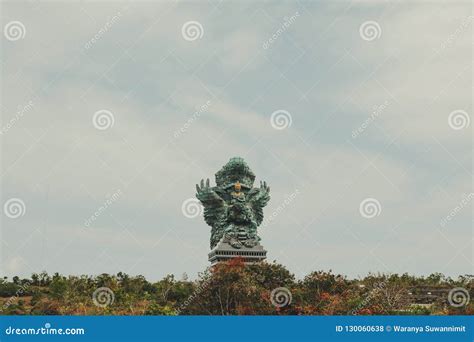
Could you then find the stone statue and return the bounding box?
[196,157,270,250]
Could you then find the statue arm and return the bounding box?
[196,178,226,227]
[196,178,222,203]
[249,181,270,226]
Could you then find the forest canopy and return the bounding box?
[1,258,472,316]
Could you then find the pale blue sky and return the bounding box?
[1,1,472,280]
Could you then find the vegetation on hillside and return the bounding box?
[1,259,472,315]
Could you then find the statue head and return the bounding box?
[215,157,256,190]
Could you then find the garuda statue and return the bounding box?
[196,157,270,249]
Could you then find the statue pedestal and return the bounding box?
[208,240,267,264]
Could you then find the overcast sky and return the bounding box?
[1,1,472,281]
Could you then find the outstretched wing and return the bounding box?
[196,178,227,227]
[248,181,270,226]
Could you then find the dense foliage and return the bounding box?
[1,259,472,315]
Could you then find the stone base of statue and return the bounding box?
[208,239,267,265]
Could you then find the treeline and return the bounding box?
[0,259,472,315]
